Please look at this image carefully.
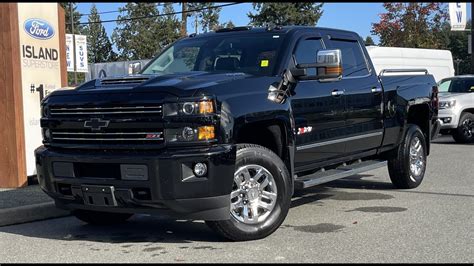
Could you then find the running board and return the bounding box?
[294,160,387,189]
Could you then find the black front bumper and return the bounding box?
[35,144,236,220]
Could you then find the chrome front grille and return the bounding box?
[49,105,162,117]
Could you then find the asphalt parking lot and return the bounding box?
[0,135,472,263]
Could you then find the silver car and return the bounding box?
[438,75,474,143]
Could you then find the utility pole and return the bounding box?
[70,3,77,85]
[181,2,187,37]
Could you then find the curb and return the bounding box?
[0,202,71,227]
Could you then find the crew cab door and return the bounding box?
[291,35,346,171]
[325,34,384,155]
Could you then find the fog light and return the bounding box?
[182,127,196,141]
[193,163,207,177]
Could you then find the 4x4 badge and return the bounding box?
[84,118,110,131]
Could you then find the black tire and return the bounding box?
[452,112,474,143]
[206,144,292,241]
[387,124,427,189]
[73,209,133,225]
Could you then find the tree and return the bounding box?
[364,36,375,46]
[84,4,116,63]
[112,3,163,60]
[187,3,222,33]
[248,3,324,26]
[371,3,448,49]
[158,3,181,48]
[60,2,84,34]
[438,20,472,75]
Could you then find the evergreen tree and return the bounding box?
[187,3,222,33]
[364,36,375,46]
[112,3,163,60]
[60,2,84,34]
[158,3,181,48]
[84,4,116,63]
[248,3,324,26]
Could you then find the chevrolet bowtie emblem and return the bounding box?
[84,118,110,131]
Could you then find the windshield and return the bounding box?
[438,78,474,93]
[141,34,284,76]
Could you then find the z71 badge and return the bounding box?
[297,126,312,135]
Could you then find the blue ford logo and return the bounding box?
[24,18,55,40]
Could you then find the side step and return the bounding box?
[294,160,387,190]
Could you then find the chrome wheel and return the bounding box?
[461,118,473,138]
[409,136,425,182]
[230,164,278,224]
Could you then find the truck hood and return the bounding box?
[49,72,254,98]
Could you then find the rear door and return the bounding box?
[325,34,384,155]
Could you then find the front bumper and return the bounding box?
[438,108,458,129]
[35,144,236,220]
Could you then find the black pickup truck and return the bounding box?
[36,26,440,241]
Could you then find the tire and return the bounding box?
[452,112,474,143]
[73,209,133,225]
[206,144,292,241]
[387,124,427,189]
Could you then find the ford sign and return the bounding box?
[24,18,55,40]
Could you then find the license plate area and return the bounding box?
[82,185,118,207]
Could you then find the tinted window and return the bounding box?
[293,38,324,75]
[327,39,369,77]
[439,78,474,93]
[142,34,284,76]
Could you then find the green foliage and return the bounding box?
[84,4,116,63]
[60,2,84,34]
[437,20,472,75]
[371,3,448,49]
[364,36,375,46]
[112,3,182,60]
[187,3,222,33]
[248,3,324,26]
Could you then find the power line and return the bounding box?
[78,3,166,17]
[71,2,241,26]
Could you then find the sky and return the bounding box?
[75,2,473,52]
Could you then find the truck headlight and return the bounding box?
[163,99,215,116]
[439,100,456,109]
[165,126,215,142]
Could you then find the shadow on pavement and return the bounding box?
[0,174,395,245]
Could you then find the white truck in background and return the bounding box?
[366,46,455,82]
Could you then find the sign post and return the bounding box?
[0,3,67,187]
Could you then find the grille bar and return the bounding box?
[50,106,162,116]
[53,137,163,141]
[52,132,162,135]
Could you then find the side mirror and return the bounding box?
[128,62,142,75]
[296,49,343,81]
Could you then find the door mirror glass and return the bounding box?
[128,62,142,75]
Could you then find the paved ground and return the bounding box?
[0,135,472,263]
[0,185,51,209]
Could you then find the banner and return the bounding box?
[65,33,74,72]
[74,34,88,72]
[18,3,62,175]
[449,3,467,31]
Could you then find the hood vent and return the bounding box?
[100,77,150,86]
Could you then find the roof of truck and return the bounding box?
[189,26,359,38]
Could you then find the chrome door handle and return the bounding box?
[371,87,383,93]
[331,90,344,96]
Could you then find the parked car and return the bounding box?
[438,75,474,143]
[35,26,440,241]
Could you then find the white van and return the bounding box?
[366,46,455,82]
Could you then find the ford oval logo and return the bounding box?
[23,18,55,40]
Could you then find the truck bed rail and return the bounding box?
[379,69,428,77]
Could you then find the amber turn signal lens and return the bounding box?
[198,126,215,140]
[199,100,214,114]
[326,66,342,75]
